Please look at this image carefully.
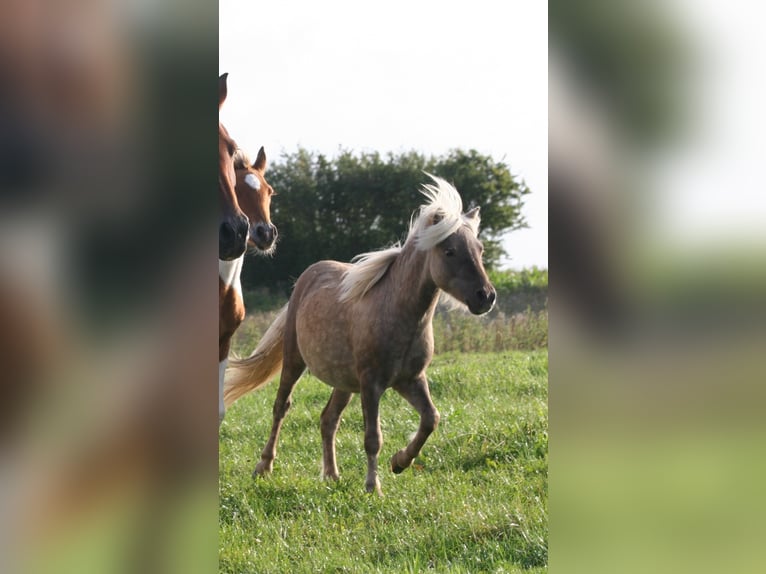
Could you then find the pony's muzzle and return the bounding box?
[219,214,249,260]
[251,222,278,251]
[470,285,496,315]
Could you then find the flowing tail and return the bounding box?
[223,305,287,407]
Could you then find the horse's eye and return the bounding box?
[444,248,455,257]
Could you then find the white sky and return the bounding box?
[650,0,766,251]
[220,1,547,269]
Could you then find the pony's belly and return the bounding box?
[308,362,360,393]
[295,319,359,392]
[292,262,361,392]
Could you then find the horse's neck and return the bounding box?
[387,243,439,325]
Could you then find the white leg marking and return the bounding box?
[219,359,227,427]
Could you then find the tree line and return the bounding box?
[244,147,530,293]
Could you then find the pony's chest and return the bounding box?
[399,337,433,376]
[372,326,434,381]
[219,282,245,337]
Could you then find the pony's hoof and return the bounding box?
[365,485,384,497]
[253,460,272,477]
[390,450,410,474]
[365,479,383,496]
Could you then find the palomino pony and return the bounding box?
[218,73,278,426]
[224,176,496,494]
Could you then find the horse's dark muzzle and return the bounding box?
[219,215,249,260]
[250,222,278,252]
[468,285,496,315]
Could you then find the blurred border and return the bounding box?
[550,1,766,572]
[0,2,218,573]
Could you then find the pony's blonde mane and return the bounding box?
[232,148,251,169]
[339,175,480,303]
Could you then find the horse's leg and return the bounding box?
[390,375,440,474]
[253,351,305,477]
[360,382,385,495]
[218,359,226,427]
[320,389,353,480]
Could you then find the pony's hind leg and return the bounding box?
[390,375,440,474]
[253,353,305,477]
[320,389,353,480]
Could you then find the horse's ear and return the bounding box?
[219,73,228,110]
[253,146,267,172]
[465,206,480,221]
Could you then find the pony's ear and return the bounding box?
[219,73,228,110]
[465,206,480,221]
[253,146,267,172]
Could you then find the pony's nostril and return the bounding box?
[475,287,496,308]
[254,223,276,245]
[270,223,278,240]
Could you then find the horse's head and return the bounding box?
[426,208,496,315]
[234,146,278,253]
[218,73,249,261]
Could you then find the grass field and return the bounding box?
[219,350,548,573]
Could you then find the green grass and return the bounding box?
[488,268,548,292]
[433,309,548,353]
[219,351,548,573]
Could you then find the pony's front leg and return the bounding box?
[360,382,385,495]
[390,375,440,474]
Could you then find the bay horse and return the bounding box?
[219,73,278,426]
[224,176,496,494]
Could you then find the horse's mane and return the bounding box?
[338,174,480,303]
[338,246,402,303]
[232,148,250,169]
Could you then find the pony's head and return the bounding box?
[411,175,496,315]
[218,73,249,261]
[233,146,278,253]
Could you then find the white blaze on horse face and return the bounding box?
[244,173,261,191]
[219,359,227,426]
[219,256,244,295]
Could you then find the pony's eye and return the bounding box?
[444,248,456,257]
